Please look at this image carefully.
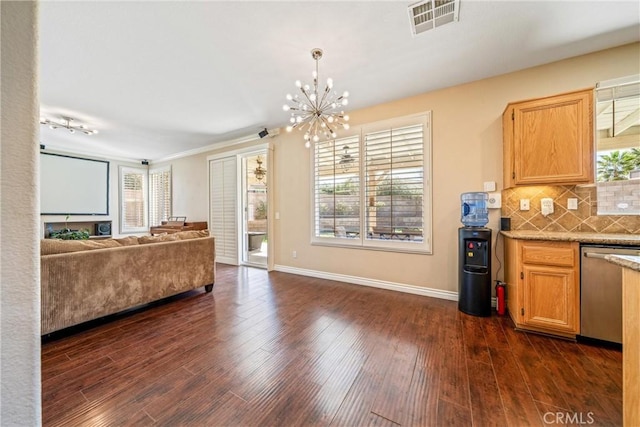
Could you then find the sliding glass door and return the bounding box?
[242,152,268,267]
[209,148,269,268]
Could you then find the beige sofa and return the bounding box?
[40,231,215,335]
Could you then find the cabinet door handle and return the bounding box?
[520,272,524,279]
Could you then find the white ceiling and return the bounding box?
[38,1,640,161]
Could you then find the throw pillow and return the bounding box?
[41,238,121,255]
[114,236,140,246]
[175,230,210,240]
[138,233,181,244]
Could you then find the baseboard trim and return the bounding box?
[273,264,459,302]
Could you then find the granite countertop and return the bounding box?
[605,255,640,272]
[501,230,640,246]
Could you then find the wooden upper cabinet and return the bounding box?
[503,89,594,188]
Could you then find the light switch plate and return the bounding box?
[487,192,502,209]
[483,181,497,192]
[520,199,530,211]
[567,198,578,210]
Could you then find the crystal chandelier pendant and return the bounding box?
[283,48,350,147]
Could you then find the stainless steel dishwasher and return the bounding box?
[581,245,640,344]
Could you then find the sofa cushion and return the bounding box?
[175,230,210,240]
[41,238,122,255]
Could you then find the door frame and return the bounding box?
[240,149,269,268]
[207,142,273,270]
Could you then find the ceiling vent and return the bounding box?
[408,0,459,36]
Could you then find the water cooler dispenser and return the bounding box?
[458,192,492,317]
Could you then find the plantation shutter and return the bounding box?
[364,124,424,242]
[311,113,431,252]
[149,167,172,227]
[314,135,360,239]
[210,157,238,264]
[120,167,147,232]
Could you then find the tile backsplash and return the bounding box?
[501,185,640,234]
[597,180,640,215]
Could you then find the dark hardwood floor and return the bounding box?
[42,264,622,426]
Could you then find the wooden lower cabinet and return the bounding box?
[622,268,640,426]
[522,264,578,333]
[504,238,580,338]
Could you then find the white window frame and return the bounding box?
[149,165,172,227]
[119,166,148,233]
[311,112,433,254]
[594,75,640,216]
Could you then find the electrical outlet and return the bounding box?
[520,199,530,211]
[292,250,297,259]
[487,192,502,209]
[567,198,578,210]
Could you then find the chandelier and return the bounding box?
[39,116,98,135]
[283,48,350,148]
[253,156,266,182]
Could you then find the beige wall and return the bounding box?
[0,1,42,424]
[162,43,640,293]
[155,140,272,223]
[163,152,210,222]
[276,42,639,292]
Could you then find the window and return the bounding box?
[149,166,172,227]
[312,112,432,253]
[595,75,640,215]
[314,135,361,241]
[120,166,148,233]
